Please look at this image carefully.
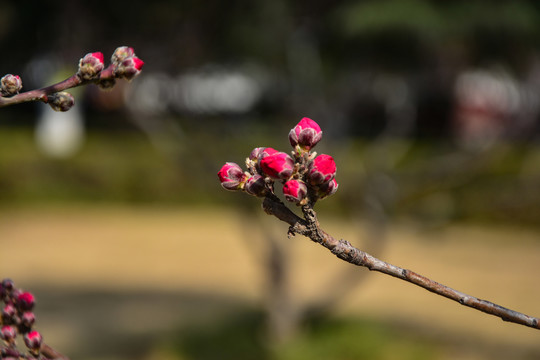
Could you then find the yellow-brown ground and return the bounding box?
[1,205,539,359]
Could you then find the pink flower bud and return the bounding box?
[0,325,16,342]
[218,162,247,191]
[248,147,267,162]
[2,304,16,321]
[17,292,35,311]
[0,74,22,96]
[2,278,14,291]
[260,151,294,179]
[21,311,35,329]
[24,330,42,352]
[257,147,279,160]
[308,154,336,185]
[244,175,267,197]
[283,179,307,204]
[288,117,322,150]
[114,56,144,81]
[48,92,74,112]
[318,178,338,199]
[77,52,105,80]
[111,46,136,65]
[2,348,21,359]
[248,147,277,174]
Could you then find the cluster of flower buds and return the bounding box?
[1,278,43,359]
[0,46,144,113]
[218,117,338,205]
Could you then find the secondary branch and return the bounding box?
[262,194,540,330]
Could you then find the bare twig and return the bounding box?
[262,194,540,330]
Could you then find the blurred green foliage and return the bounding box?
[1,127,540,227]
[165,312,438,360]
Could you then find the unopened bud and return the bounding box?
[21,312,35,329]
[1,279,14,299]
[24,330,42,354]
[260,151,294,180]
[111,46,135,65]
[114,56,144,81]
[17,292,35,311]
[308,154,336,185]
[48,92,74,112]
[317,178,338,200]
[1,348,21,360]
[247,147,272,174]
[257,147,279,160]
[1,74,22,96]
[218,162,247,191]
[0,325,16,343]
[2,304,16,322]
[77,52,105,80]
[2,279,14,291]
[283,179,307,204]
[289,117,322,151]
[249,147,268,162]
[244,175,267,197]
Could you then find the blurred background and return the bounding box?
[1,0,540,359]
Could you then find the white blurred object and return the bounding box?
[453,69,521,150]
[35,103,84,158]
[173,65,265,114]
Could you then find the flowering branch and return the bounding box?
[218,117,540,331]
[1,278,70,359]
[0,46,144,111]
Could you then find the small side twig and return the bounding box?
[262,194,540,330]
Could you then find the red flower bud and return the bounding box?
[2,278,14,291]
[318,178,338,199]
[2,304,16,322]
[24,330,42,352]
[283,179,307,204]
[248,147,267,162]
[17,292,35,311]
[260,151,294,180]
[257,147,279,160]
[0,325,16,343]
[77,52,105,80]
[289,117,322,150]
[0,74,22,96]
[114,56,144,81]
[21,311,35,329]
[308,154,336,185]
[1,348,21,359]
[111,46,136,65]
[218,162,247,191]
[48,92,74,112]
[244,175,267,197]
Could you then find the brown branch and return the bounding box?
[262,194,540,330]
[0,64,116,108]
[41,343,70,360]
